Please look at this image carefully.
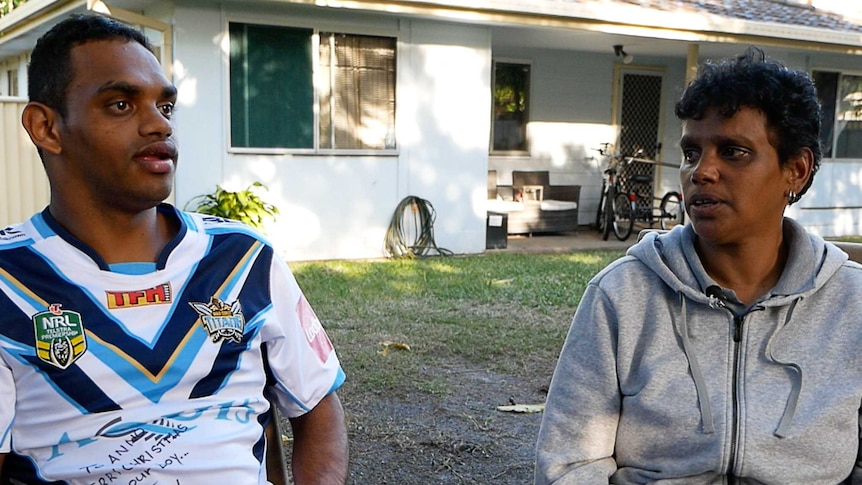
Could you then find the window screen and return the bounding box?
[229,23,314,149]
[319,33,396,150]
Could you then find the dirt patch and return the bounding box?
[343,366,547,484]
[281,353,554,485]
[278,295,579,484]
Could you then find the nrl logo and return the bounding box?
[189,297,245,344]
[32,303,88,369]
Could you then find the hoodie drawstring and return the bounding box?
[765,298,802,438]
[678,296,715,434]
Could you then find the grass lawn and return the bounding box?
[292,251,625,395]
[288,250,625,483]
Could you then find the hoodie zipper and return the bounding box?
[727,313,744,483]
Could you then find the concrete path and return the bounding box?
[488,226,642,254]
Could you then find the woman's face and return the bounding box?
[678,106,796,245]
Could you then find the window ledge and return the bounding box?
[228,147,400,156]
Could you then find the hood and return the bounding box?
[627,219,848,308]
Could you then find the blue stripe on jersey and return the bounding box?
[15,352,120,413]
[29,211,55,240]
[0,273,121,413]
[253,411,269,467]
[108,262,157,275]
[177,210,198,232]
[0,232,277,409]
[0,235,36,251]
[188,313,261,399]
[155,205,187,271]
[201,217,274,247]
[272,370,345,414]
[189,247,274,398]
[329,367,347,394]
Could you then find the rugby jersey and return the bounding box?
[0,205,344,484]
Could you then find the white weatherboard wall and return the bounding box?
[489,48,618,227]
[171,3,491,261]
[397,21,492,257]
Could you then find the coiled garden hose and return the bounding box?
[384,196,452,258]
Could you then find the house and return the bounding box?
[1,0,861,261]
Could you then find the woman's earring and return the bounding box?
[787,189,799,205]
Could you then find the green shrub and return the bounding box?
[185,182,279,230]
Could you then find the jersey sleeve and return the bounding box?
[260,255,345,418]
[0,356,15,452]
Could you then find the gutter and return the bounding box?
[0,0,173,78]
[276,0,862,54]
[0,0,82,45]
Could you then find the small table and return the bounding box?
[520,185,544,201]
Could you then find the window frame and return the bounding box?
[0,56,23,98]
[224,18,399,156]
[490,58,532,156]
[813,67,862,161]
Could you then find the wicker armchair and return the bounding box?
[487,170,580,235]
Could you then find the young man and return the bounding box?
[0,14,348,484]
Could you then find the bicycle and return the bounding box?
[611,156,684,241]
[593,144,628,241]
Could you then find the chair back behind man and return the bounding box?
[637,229,862,263]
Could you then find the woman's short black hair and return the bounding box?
[674,46,822,197]
[27,13,154,118]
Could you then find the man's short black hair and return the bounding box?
[27,13,154,117]
[675,46,822,198]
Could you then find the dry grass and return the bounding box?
[284,250,625,484]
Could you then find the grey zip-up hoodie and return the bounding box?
[536,219,862,484]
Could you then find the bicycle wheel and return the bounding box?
[613,192,634,241]
[595,183,607,232]
[602,186,615,240]
[659,191,684,230]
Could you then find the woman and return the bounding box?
[535,47,862,484]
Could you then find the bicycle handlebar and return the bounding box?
[625,157,681,169]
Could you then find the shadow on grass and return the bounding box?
[284,250,625,484]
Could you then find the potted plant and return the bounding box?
[185,182,279,231]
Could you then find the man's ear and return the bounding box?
[21,102,62,156]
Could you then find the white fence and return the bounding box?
[0,98,48,227]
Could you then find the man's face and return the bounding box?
[54,39,178,213]
[679,106,794,245]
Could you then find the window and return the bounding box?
[491,61,530,153]
[7,69,18,96]
[2,68,18,97]
[229,22,396,151]
[814,70,862,159]
[319,33,396,149]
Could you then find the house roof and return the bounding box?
[615,0,862,32]
[1,0,861,62]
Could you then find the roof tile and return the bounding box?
[615,0,862,32]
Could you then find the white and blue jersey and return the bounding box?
[0,205,344,484]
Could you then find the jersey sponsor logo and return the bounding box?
[32,303,88,369]
[189,297,245,343]
[0,225,25,242]
[296,294,333,363]
[106,283,173,309]
[201,215,237,225]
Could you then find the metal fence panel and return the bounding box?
[0,99,49,226]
